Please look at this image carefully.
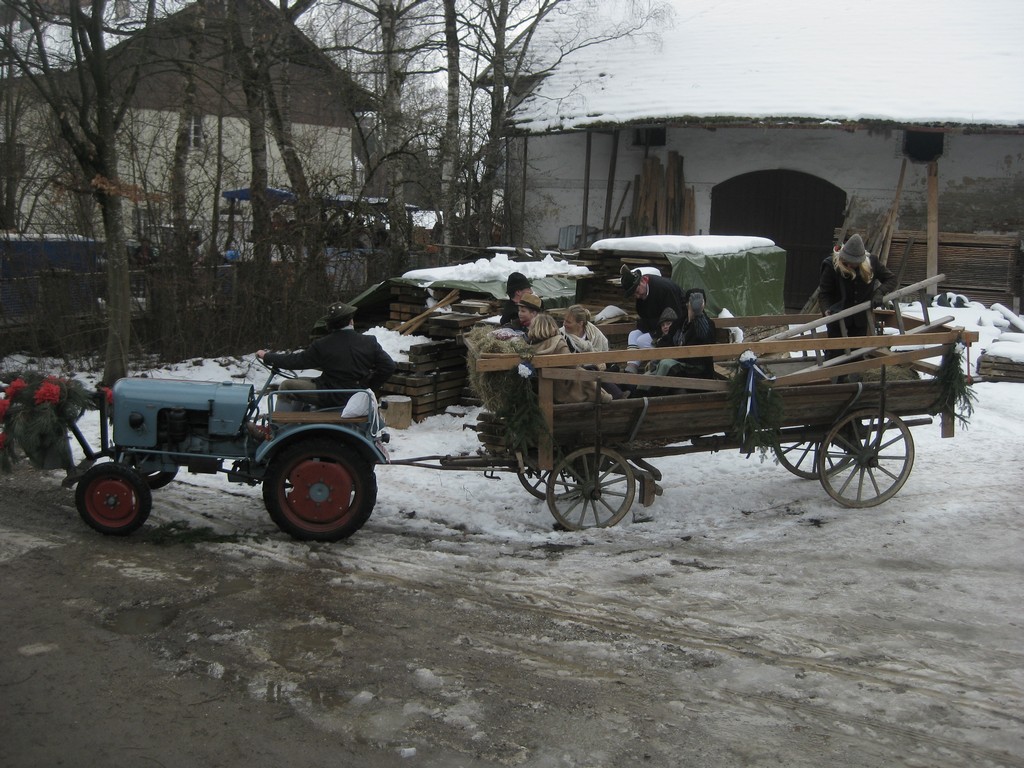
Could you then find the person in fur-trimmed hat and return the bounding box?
[819,233,898,359]
[498,271,533,329]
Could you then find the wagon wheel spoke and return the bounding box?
[546,447,636,530]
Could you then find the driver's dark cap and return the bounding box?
[326,301,357,325]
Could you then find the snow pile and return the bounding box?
[401,251,591,285]
[980,302,1024,363]
[589,235,776,255]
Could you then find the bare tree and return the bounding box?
[316,0,443,273]
[459,0,668,247]
[0,0,157,384]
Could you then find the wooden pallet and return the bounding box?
[386,338,471,419]
[977,354,1024,383]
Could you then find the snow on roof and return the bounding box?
[511,0,1024,133]
[589,235,777,255]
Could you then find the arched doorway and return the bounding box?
[710,170,846,309]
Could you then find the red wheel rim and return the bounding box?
[84,477,141,528]
[284,459,354,524]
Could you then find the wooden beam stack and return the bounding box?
[977,353,1024,383]
[380,339,470,420]
[386,284,432,328]
[843,229,1021,309]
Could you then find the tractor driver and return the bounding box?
[256,301,396,416]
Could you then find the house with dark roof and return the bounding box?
[507,0,1024,309]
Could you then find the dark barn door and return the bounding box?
[710,170,846,310]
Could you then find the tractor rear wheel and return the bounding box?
[263,439,377,541]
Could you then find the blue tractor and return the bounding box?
[72,367,390,542]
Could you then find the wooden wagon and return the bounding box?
[438,278,978,530]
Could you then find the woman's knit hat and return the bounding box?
[838,234,868,265]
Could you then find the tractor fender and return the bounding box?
[255,423,388,468]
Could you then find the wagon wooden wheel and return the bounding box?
[774,437,821,480]
[775,434,846,480]
[817,410,915,508]
[515,454,548,499]
[545,447,636,530]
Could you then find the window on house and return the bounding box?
[903,130,944,162]
[632,126,666,147]
[188,115,204,149]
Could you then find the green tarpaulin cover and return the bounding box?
[666,246,786,316]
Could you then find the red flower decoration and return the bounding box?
[0,398,9,420]
[6,378,27,401]
[33,381,62,406]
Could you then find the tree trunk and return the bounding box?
[226,1,275,341]
[378,1,409,277]
[440,0,460,261]
[97,156,131,386]
[265,60,329,314]
[477,0,509,248]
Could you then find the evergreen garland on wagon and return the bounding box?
[727,351,784,457]
[934,339,976,428]
[465,326,549,455]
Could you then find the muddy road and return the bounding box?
[2,464,1022,768]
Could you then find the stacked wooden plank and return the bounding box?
[380,339,469,420]
[625,151,696,237]
[843,229,1021,309]
[977,354,1024,382]
[386,283,431,328]
[424,312,488,339]
[572,245,669,310]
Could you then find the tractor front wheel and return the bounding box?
[75,463,153,536]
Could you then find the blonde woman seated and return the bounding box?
[558,304,626,399]
[559,304,610,354]
[528,313,612,404]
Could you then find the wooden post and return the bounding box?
[602,130,619,238]
[537,374,555,471]
[518,136,528,247]
[927,160,939,296]
[580,130,592,247]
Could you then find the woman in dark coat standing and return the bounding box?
[819,234,898,356]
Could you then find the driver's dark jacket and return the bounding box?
[263,328,396,407]
[636,275,687,339]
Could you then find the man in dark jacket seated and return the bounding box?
[635,289,716,395]
[257,301,396,415]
